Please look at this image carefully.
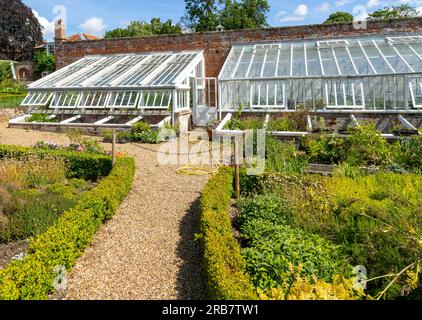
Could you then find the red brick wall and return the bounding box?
[56,18,422,77]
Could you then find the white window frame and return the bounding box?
[408,77,422,108]
[138,91,173,110]
[250,82,286,110]
[78,91,109,109]
[107,91,140,109]
[325,81,366,109]
[50,92,82,109]
[21,92,53,106]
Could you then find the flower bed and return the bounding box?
[0,149,135,300]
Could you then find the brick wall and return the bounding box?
[56,18,422,77]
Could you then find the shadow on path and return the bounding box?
[176,196,207,300]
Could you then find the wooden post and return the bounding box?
[112,129,116,167]
[233,137,240,200]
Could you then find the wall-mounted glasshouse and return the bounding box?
[218,35,422,113]
[12,51,206,128]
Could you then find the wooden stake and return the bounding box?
[233,137,240,200]
[112,129,116,167]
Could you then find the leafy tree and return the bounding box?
[33,51,56,76]
[104,18,182,39]
[368,5,418,20]
[324,11,354,24]
[0,0,43,61]
[183,0,270,32]
[220,0,270,30]
[183,0,221,32]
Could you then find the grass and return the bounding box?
[0,157,93,244]
[0,94,26,109]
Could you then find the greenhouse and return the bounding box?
[14,50,206,127]
[218,34,422,114]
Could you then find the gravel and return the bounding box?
[0,121,210,300]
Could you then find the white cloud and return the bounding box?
[335,0,353,6]
[32,10,55,36]
[315,3,331,12]
[367,0,382,7]
[79,17,106,35]
[294,4,309,16]
[276,4,309,22]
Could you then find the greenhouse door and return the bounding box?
[193,77,218,126]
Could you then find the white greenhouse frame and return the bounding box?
[21,50,206,125]
[218,34,422,114]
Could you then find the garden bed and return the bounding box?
[0,145,135,300]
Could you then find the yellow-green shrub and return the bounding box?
[0,157,135,300]
[200,167,257,300]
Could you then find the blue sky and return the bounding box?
[23,0,422,41]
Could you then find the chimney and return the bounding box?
[55,19,66,41]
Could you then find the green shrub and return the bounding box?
[266,137,308,174]
[26,114,54,123]
[394,136,422,174]
[0,157,135,300]
[250,172,422,299]
[237,194,286,225]
[200,167,257,300]
[132,121,152,135]
[0,145,112,181]
[241,219,352,293]
[301,134,346,164]
[346,124,393,166]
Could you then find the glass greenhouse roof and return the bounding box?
[219,35,422,80]
[29,51,202,90]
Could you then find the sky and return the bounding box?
[23,0,422,41]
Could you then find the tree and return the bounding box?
[104,18,182,39]
[183,0,270,32]
[220,0,270,30]
[33,51,56,76]
[324,11,354,24]
[368,5,418,20]
[0,0,43,61]
[183,0,221,32]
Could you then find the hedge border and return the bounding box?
[0,156,135,300]
[199,166,257,300]
[0,144,112,181]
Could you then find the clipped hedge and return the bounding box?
[200,166,257,300]
[0,157,135,300]
[0,145,112,181]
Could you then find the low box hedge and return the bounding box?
[0,156,135,300]
[199,166,257,300]
[0,144,112,181]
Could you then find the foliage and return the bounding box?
[26,114,55,123]
[393,136,422,174]
[368,5,418,20]
[251,173,422,299]
[238,194,353,294]
[104,18,183,39]
[183,0,270,32]
[265,136,308,174]
[0,157,135,300]
[103,122,171,144]
[324,11,354,24]
[199,166,257,300]
[0,144,112,181]
[0,0,43,61]
[302,134,346,165]
[33,51,56,76]
[346,124,393,166]
[219,0,270,30]
[0,93,26,108]
[0,61,12,81]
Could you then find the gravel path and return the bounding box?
[0,121,211,300]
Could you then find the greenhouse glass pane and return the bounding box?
[50,92,81,108]
[78,91,108,108]
[292,44,306,77]
[319,48,339,76]
[91,56,148,87]
[305,44,322,77]
[276,45,291,77]
[107,91,139,108]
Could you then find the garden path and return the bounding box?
[0,123,210,300]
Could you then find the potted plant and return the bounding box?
[204,119,221,139]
